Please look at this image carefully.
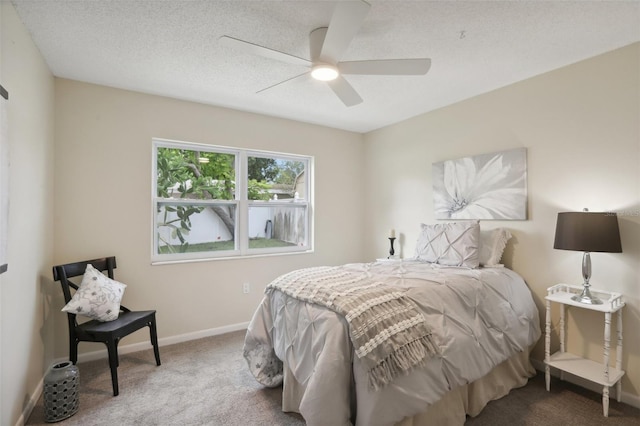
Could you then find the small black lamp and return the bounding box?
[553,209,622,305]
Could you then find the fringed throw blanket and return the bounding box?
[267,266,440,390]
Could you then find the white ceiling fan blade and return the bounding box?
[319,0,371,63]
[327,76,363,107]
[339,58,431,75]
[256,72,309,94]
[219,36,310,67]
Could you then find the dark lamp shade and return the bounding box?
[554,212,622,253]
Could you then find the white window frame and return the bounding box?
[152,138,313,263]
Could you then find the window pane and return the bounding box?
[153,139,312,262]
[247,156,307,201]
[248,204,307,249]
[156,203,236,254]
[157,147,236,200]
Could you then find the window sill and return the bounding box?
[151,248,314,266]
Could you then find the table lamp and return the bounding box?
[553,210,622,305]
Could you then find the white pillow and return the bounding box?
[414,221,480,268]
[479,228,512,266]
[62,264,127,322]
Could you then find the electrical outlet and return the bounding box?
[243,282,250,294]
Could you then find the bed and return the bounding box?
[243,222,541,426]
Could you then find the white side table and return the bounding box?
[544,284,625,417]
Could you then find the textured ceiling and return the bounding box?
[11,0,640,133]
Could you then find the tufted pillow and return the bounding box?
[479,228,512,266]
[62,264,127,322]
[414,221,480,268]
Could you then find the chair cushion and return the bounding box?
[62,264,126,322]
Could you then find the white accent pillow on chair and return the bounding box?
[62,264,126,322]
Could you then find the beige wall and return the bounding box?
[53,79,366,354]
[363,43,640,403]
[0,2,55,425]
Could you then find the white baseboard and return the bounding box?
[18,322,249,426]
[15,379,43,426]
[531,358,640,410]
[70,321,250,364]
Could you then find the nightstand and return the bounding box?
[544,284,625,417]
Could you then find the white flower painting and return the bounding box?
[433,148,527,220]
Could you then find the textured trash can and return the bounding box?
[43,361,79,422]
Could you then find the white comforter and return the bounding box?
[244,260,541,426]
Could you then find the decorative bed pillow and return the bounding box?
[62,264,126,322]
[414,221,480,268]
[479,228,512,266]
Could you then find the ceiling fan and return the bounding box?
[219,0,431,107]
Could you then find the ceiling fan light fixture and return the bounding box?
[311,64,339,81]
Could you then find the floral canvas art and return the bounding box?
[433,148,527,220]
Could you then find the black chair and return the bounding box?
[52,256,161,396]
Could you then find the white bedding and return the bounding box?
[244,260,541,426]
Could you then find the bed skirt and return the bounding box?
[397,349,535,426]
[281,349,535,426]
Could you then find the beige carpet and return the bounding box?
[26,330,640,425]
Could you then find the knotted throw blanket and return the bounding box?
[267,265,440,390]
